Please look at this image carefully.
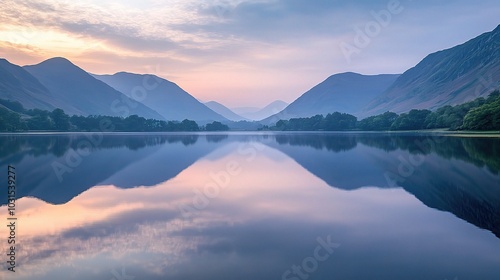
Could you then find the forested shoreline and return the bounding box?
[268,90,500,132]
[0,90,498,132]
[0,100,229,132]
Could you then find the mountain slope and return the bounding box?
[266,134,500,238]
[363,24,500,117]
[23,58,163,119]
[0,58,64,111]
[0,135,224,205]
[93,72,227,123]
[263,72,399,123]
[205,101,247,121]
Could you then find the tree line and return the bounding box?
[268,90,500,131]
[270,112,357,131]
[0,90,498,132]
[0,100,228,132]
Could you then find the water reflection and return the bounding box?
[268,133,500,238]
[275,133,357,152]
[0,133,499,280]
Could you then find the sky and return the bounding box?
[0,0,499,108]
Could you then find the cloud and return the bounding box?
[1,1,189,52]
[179,0,351,43]
[3,0,498,61]
[61,207,179,240]
[59,21,182,52]
[1,0,498,107]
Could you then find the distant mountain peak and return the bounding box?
[37,57,74,66]
[93,72,227,123]
[46,56,71,62]
[204,101,247,121]
[329,72,360,77]
[232,100,290,121]
[25,57,85,77]
[267,100,288,105]
[261,73,400,123]
[0,58,58,111]
[22,58,163,119]
[106,71,177,88]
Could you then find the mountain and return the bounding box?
[266,134,500,238]
[0,134,221,205]
[93,72,227,123]
[0,58,63,111]
[233,100,289,121]
[23,58,163,119]
[263,73,399,124]
[2,133,499,238]
[205,101,248,121]
[363,24,500,117]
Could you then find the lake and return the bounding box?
[1,132,499,280]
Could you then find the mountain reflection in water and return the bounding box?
[0,132,499,280]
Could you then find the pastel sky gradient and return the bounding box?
[0,0,498,107]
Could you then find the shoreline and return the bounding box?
[0,129,499,137]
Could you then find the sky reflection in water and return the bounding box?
[1,133,499,280]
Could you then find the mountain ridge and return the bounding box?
[23,57,164,119]
[204,101,248,121]
[93,72,228,123]
[233,100,289,121]
[2,25,499,125]
[0,58,63,111]
[362,24,500,117]
[262,72,400,124]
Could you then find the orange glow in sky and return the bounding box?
[0,0,498,107]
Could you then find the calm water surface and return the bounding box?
[0,132,499,280]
